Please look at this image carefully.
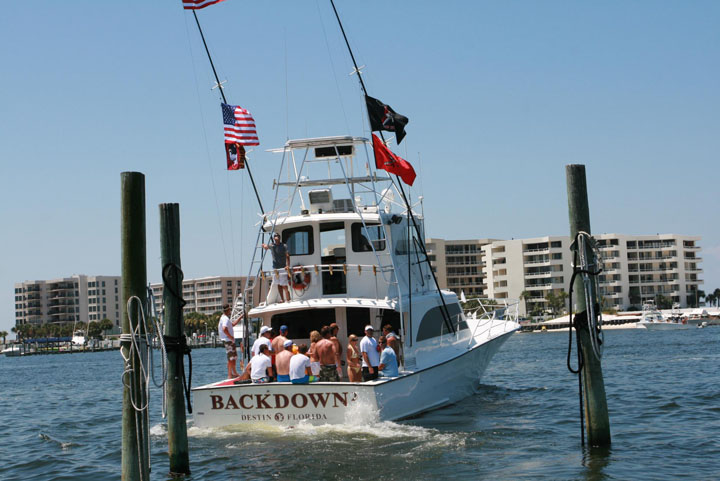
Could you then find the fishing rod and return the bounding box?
[328,0,456,334]
[192,11,265,215]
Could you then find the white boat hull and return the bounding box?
[637,321,689,330]
[192,327,516,428]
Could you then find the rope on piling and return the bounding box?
[567,231,604,446]
[162,263,193,414]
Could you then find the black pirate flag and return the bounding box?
[365,95,409,144]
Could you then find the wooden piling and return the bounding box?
[566,164,611,447]
[159,203,190,475]
[121,172,150,480]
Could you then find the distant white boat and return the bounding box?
[1,345,25,357]
[71,330,86,346]
[637,302,689,330]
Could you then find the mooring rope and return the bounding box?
[146,287,168,418]
[567,231,604,446]
[121,295,153,479]
[161,263,193,414]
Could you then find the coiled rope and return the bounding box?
[146,287,168,417]
[120,295,153,479]
[161,263,193,414]
[566,231,604,446]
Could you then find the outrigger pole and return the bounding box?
[328,0,456,334]
[191,11,265,215]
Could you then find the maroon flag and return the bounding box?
[182,0,227,9]
[225,143,244,170]
[372,134,416,186]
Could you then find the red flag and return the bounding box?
[372,134,416,186]
[225,143,244,170]
[182,0,227,9]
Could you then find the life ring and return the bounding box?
[291,267,311,293]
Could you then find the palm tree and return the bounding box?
[714,288,720,307]
[0,331,7,344]
[519,290,531,317]
[706,293,716,308]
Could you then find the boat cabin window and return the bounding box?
[351,223,386,252]
[416,304,466,342]
[379,309,401,335]
[346,307,371,336]
[282,226,314,256]
[320,222,347,294]
[271,309,335,339]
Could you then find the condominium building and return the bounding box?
[425,238,498,298]
[14,275,123,328]
[149,276,259,317]
[482,234,703,315]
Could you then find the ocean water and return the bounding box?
[1,327,718,480]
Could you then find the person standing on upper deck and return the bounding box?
[262,232,291,303]
[316,326,340,382]
[360,325,380,381]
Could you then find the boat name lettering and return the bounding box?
[210,391,353,411]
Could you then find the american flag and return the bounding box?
[222,103,259,146]
[182,0,227,9]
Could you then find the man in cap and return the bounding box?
[360,325,380,381]
[218,303,243,379]
[251,325,274,358]
[275,339,294,382]
[271,325,289,354]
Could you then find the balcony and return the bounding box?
[524,248,550,254]
[525,272,552,279]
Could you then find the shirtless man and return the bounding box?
[275,339,294,382]
[329,323,343,378]
[315,326,339,382]
[271,325,288,377]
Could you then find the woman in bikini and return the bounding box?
[346,334,362,382]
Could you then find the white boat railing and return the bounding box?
[463,298,519,346]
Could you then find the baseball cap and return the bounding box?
[280,325,288,333]
[260,326,272,335]
[283,339,293,348]
[364,325,374,331]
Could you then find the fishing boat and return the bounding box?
[71,330,87,347]
[191,136,519,427]
[636,302,688,330]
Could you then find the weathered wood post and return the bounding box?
[159,203,190,475]
[121,172,150,480]
[566,164,611,447]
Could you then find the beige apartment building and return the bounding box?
[14,275,123,328]
[150,276,259,317]
[425,238,498,298]
[482,234,703,316]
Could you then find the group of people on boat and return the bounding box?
[218,303,400,384]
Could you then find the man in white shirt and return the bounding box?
[249,344,273,383]
[218,304,243,379]
[360,325,380,381]
[251,325,274,357]
[289,344,312,384]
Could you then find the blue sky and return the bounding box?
[2,1,718,335]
